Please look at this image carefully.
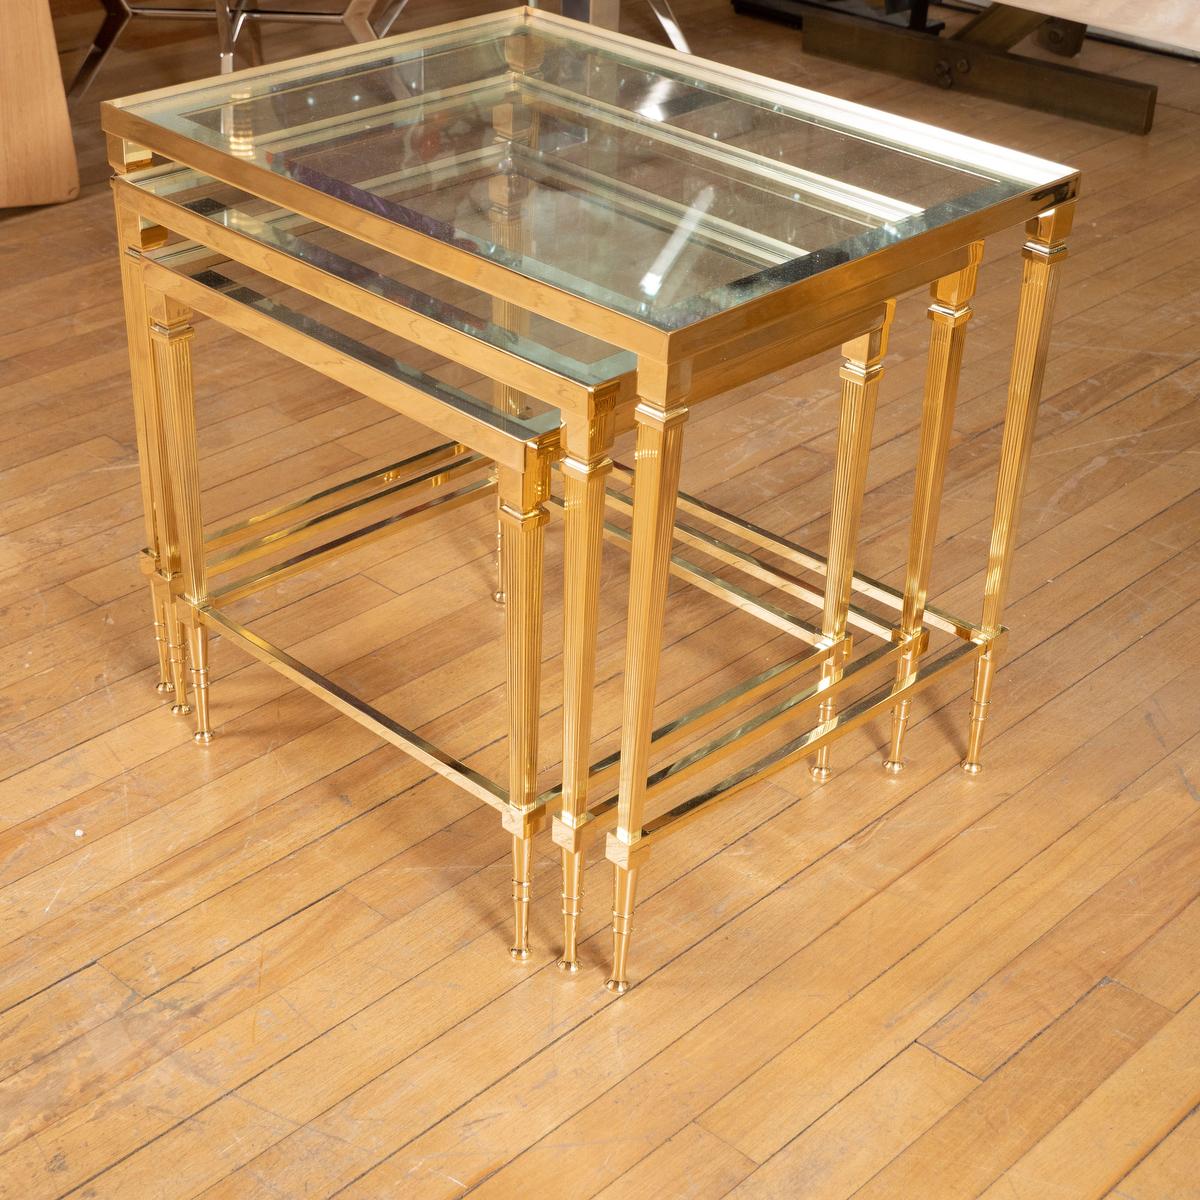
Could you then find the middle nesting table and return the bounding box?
[116,154,889,977]
[115,161,647,966]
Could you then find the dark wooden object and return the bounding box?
[731,0,1158,134]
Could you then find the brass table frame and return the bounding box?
[104,6,1078,991]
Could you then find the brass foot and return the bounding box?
[186,623,213,744]
[557,957,580,973]
[166,612,189,714]
[962,652,995,779]
[560,847,583,972]
[608,864,639,994]
[152,596,173,696]
[492,588,506,606]
[510,834,533,960]
[810,738,832,782]
[885,695,911,775]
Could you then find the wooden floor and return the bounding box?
[2,2,1199,1196]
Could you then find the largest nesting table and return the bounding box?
[102,6,1079,992]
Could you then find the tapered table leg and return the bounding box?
[114,201,192,713]
[811,305,894,781]
[486,110,534,609]
[605,400,688,993]
[885,244,983,772]
[497,455,550,959]
[147,287,213,743]
[963,205,1073,773]
[553,403,617,971]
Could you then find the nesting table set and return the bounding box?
[103,7,1078,991]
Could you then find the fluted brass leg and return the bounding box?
[498,451,551,958]
[558,848,583,972]
[186,622,213,744]
[115,199,178,693]
[604,399,688,989]
[148,286,212,740]
[606,864,639,995]
[811,306,894,781]
[962,205,1073,773]
[884,245,983,773]
[554,403,617,970]
[510,833,534,961]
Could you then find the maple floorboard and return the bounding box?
[0,1,1197,1196]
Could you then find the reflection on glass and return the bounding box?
[117,12,1073,329]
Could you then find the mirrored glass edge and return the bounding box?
[655,172,1077,333]
[128,167,638,390]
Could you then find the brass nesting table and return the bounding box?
[103,6,1079,991]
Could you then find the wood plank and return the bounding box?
[0,963,134,1082]
[920,812,1200,1077]
[729,1045,977,1199]
[977,994,1200,1199]
[1112,896,1200,1012]
[695,727,1200,1166]
[852,982,1172,1199]
[316,701,1200,1199]
[0,889,389,1155]
[212,594,1200,1200]
[1106,1109,1200,1200]
[595,1122,758,1199]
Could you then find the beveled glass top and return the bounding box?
[105,7,1077,332]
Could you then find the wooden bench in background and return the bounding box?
[0,0,80,207]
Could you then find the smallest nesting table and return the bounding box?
[103,6,1079,990]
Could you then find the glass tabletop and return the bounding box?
[106,7,1076,332]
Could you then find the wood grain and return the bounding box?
[0,0,78,207]
[0,0,1196,1195]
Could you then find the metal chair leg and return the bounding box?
[67,0,133,100]
[213,0,235,73]
[368,0,410,38]
[645,0,690,52]
[343,0,377,42]
[231,0,263,65]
